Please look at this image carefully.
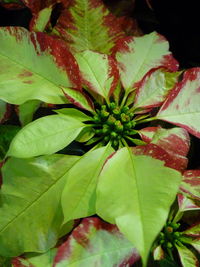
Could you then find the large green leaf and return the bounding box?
[114,32,179,93]
[96,147,181,265]
[157,68,200,138]
[7,114,85,158]
[0,27,81,105]
[52,0,124,53]
[0,154,79,257]
[61,145,113,223]
[75,50,119,101]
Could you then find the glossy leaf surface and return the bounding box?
[96,147,181,264]
[157,68,200,138]
[62,145,113,223]
[52,0,124,53]
[0,27,81,105]
[0,154,79,256]
[114,32,179,92]
[7,114,85,158]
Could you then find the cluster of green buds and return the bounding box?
[92,102,137,149]
[158,222,183,250]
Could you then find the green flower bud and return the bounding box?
[101,105,107,111]
[114,120,123,132]
[112,108,121,117]
[109,102,116,110]
[100,110,109,119]
[95,129,102,135]
[93,115,101,123]
[166,226,173,233]
[102,124,110,134]
[173,232,181,239]
[112,139,119,148]
[110,131,117,139]
[167,242,173,249]
[121,113,130,123]
[121,106,129,114]
[107,115,116,126]
[124,121,133,130]
[104,136,110,142]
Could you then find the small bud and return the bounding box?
[109,102,116,110]
[112,108,121,117]
[104,136,110,142]
[102,124,110,134]
[114,120,123,132]
[101,105,107,111]
[112,139,119,149]
[93,115,101,123]
[121,106,129,113]
[124,121,133,130]
[107,115,116,126]
[167,242,173,249]
[121,113,130,123]
[173,232,180,239]
[129,112,134,118]
[110,131,117,139]
[100,110,109,119]
[166,226,173,233]
[95,129,102,135]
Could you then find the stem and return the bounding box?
[120,91,129,108]
[135,116,157,124]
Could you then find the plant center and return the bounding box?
[92,102,137,149]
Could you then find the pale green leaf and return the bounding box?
[0,27,81,105]
[31,6,53,32]
[61,145,113,223]
[96,147,181,265]
[18,100,41,126]
[176,244,199,267]
[7,114,85,158]
[54,108,92,121]
[0,154,79,256]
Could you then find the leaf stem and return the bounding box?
[135,116,157,124]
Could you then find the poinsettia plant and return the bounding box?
[0,0,200,266]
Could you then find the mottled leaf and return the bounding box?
[75,50,119,100]
[52,0,125,53]
[134,68,180,109]
[0,155,79,256]
[96,147,181,264]
[53,217,140,266]
[176,244,199,267]
[0,27,81,105]
[61,145,113,223]
[180,170,200,201]
[177,193,200,212]
[7,114,85,158]
[157,68,200,138]
[114,32,179,93]
[138,126,159,143]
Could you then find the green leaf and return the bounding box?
[75,50,119,101]
[183,223,200,237]
[157,68,200,138]
[96,147,181,265]
[18,100,41,126]
[115,32,179,93]
[61,145,113,223]
[0,100,7,122]
[75,127,95,142]
[0,125,20,160]
[0,154,79,256]
[7,114,85,158]
[30,6,53,32]
[0,27,81,105]
[52,0,124,53]
[54,108,92,121]
[175,244,199,267]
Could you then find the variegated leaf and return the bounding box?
[75,50,119,100]
[52,0,125,54]
[183,223,200,238]
[114,32,179,93]
[0,27,81,105]
[134,68,180,109]
[157,68,200,138]
[30,6,53,32]
[177,193,200,212]
[180,170,200,201]
[176,244,199,267]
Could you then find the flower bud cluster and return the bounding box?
[158,222,183,250]
[93,102,135,149]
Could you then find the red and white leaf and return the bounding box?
[0,27,82,104]
[176,244,199,267]
[52,0,125,54]
[134,68,180,109]
[177,193,200,212]
[138,127,159,143]
[157,68,200,138]
[183,223,200,238]
[75,50,119,100]
[53,217,139,266]
[150,127,190,171]
[180,170,200,201]
[132,143,183,171]
[62,87,94,112]
[114,32,179,92]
